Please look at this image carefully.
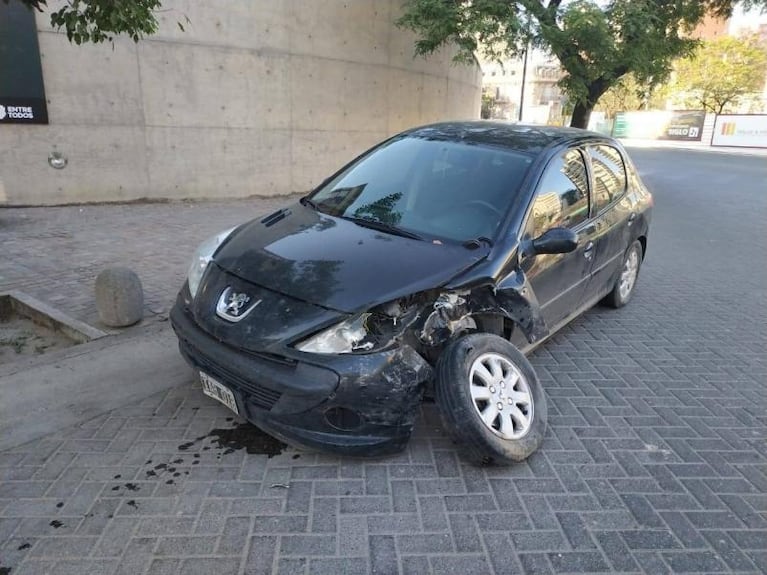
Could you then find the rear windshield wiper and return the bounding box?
[462,236,494,250]
[342,216,424,241]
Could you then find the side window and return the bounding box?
[529,149,589,238]
[588,145,627,211]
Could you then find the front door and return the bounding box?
[519,148,598,328]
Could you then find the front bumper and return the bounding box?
[170,293,432,457]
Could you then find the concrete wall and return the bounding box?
[0,0,481,205]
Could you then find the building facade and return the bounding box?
[480,50,565,125]
[0,0,481,205]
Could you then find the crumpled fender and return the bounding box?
[418,268,548,347]
[491,269,547,344]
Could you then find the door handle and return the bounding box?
[583,241,595,260]
[627,212,637,227]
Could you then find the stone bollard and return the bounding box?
[95,267,144,327]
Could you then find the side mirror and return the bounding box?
[531,227,578,255]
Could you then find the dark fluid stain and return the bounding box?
[168,467,176,473]
[193,454,201,458]
[55,502,64,508]
[146,470,156,477]
[124,483,139,492]
[111,486,120,491]
[192,460,200,465]
[184,471,189,475]
[225,417,234,422]
[178,442,195,451]
[206,423,287,457]
[145,460,152,465]
[165,479,174,485]
[223,448,235,455]
[154,463,167,470]
[195,435,207,441]
[173,472,181,477]
[113,474,122,479]
[292,454,301,460]
[49,520,63,528]
[0,567,10,575]
[203,446,210,451]
[126,500,138,508]
[172,458,184,464]
[108,514,113,519]
[17,543,31,550]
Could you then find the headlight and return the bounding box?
[295,314,374,354]
[295,297,421,355]
[186,227,236,298]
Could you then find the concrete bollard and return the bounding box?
[95,267,144,327]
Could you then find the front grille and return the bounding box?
[184,341,282,410]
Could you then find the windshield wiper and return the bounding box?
[300,196,321,211]
[462,236,494,250]
[342,216,424,241]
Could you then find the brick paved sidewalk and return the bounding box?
[0,195,295,327]
[1,148,766,574]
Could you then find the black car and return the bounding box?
[170,122,652,465]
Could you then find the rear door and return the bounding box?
[583,144,633,298]
[519,147,599,328]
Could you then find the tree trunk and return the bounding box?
[570,102,592,129]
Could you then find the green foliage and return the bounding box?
[481,92,497,119]
[398,0,760,126]
[672,34,767,114]
[594,75,645,118]
[10,0,163,44]
[595,74,670,118]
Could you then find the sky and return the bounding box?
[729,5,767,34]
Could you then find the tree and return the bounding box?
[595,73,670,118]
[397,0,764,128]
[481,92,497,119]
[672,34,767,114]
[594,75,645,118]
[6,0,165,44]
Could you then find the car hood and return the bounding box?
[213,202,486,313]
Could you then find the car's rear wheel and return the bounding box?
[435,333,547,465]
[603,239,643,308]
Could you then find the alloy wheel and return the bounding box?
[619,247,639,301]
[468,352,533,439]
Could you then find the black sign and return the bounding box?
[659,110,705,141]
[0,0,49,124]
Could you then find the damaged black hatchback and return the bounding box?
[171,122,652,464]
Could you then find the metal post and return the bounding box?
[519,41,529,121]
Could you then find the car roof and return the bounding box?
[403,121,607,156]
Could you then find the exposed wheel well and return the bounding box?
[638,236,647,260]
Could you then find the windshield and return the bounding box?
[308,136,534,243]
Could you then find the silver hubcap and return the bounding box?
[619,247,639,301]
[469,353,533,439]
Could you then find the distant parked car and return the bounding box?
[171,122,653,465]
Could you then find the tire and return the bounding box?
[602,239,643,309]
[435,333,547,465]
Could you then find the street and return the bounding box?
[0,147,765,574]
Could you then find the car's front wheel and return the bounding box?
[603,239,643,308]
[435,333,547,465]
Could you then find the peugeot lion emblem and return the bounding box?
[216,287,261,322]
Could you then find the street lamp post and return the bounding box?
[518,44,528,122]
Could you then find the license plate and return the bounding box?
[200,372,239,415]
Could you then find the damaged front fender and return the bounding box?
[417,269,547,347]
